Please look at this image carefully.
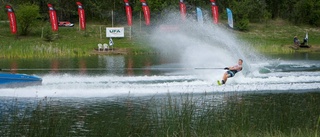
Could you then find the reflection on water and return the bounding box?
[0,55,166,76]
[266,52,320,60]
[98,55,125,74]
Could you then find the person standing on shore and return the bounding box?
[294,36,300,47]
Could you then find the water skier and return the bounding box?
[217,59,243,85]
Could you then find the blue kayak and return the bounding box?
[0,73,42,87]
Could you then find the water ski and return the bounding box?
[217,80,222,86]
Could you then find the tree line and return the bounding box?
[1,0,320,30]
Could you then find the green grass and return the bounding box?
[0,22,153,58]
[1,19,320,58]
[1,93,320,136]
[238,19,320,53]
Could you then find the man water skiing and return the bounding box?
[217,59,243,85]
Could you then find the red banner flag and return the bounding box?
[179,0,187,21]
[76,2,86,30]
[5,5,17,34]
[124,0,133,26]
[140,0,150,26]
[210,0,219,24]
[47,4,58,31]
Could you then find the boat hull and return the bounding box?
[0,73,42,88]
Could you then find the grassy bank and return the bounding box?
[1,93,320,136]
[0,22,153,58]
[238,19,320,53]
[1,19,319,58]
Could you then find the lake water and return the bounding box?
[1,52,320,97]
[0,52,320,136]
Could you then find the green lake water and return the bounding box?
[0,53,320,136]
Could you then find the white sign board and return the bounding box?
[106,27,124,37]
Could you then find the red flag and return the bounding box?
[76,2,86,30]
[210,0,219,24]
[5,5,17,34]
[124,0,133,26]
[179,0,187,21]
[140,0,150,26]
[48,4,58,31]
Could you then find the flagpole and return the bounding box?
[112,10,114,27]
[100,26,102,39]
[140,12,142,32]
[130,26,132,40]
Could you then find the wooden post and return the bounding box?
[100,26,102,39]
[130,26,132,40]
[112,10,114,27]
[140,12,142,32]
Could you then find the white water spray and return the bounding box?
[1,11,320,98]
[148,12,261,81]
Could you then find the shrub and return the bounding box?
[15,3,40,36]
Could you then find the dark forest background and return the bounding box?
[1,0,320,28]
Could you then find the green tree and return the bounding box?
[265,0,287,19]
[15,3,41,35]
[293,0,320,26]
[5,0,320,28]
[310,1,320,26]
[227,0,250,31]
[0,6,7,20]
